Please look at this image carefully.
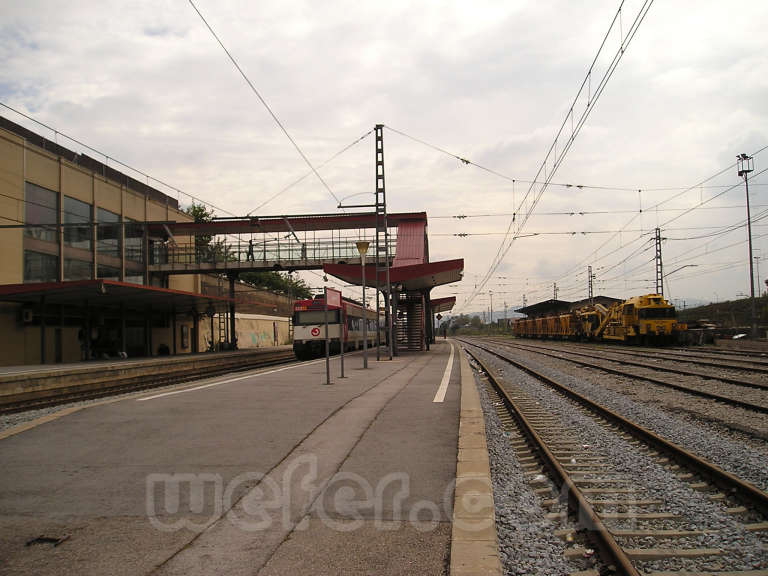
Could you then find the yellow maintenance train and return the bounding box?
[514,294,685,345]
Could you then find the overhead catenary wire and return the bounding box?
[246,129,374,215]
[187,0,342,209]
[430,203,768,219]
[459,0,656,311]
[549,146,768,290]
[0,102,234,217]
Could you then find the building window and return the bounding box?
[63,196,92,250]
[124,273,144,285]
[63,258,92,281]
[125,218,144,262]
[24,250,58,283]
[97,208,120,258]
[97,264,120,281]
[24,182,58,243]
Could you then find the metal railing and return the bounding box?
[148,236,397,270]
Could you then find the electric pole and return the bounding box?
[489,291,493,325]
[553,283,558,300]
[738,153,757,338]
[588,265,594,304]
[655,227,663,297]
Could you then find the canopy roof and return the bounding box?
[516,299,572,317]
[0,280,231,315]
[430,296,456,314]
[324,259,464,292]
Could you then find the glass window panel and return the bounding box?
[97,264,120,281]
[125,218,144,262]
[24,250,58,283]
[295,310,340,325]
[97,208,120,258]
[63,258,92,281]
[63,196,92,250]
[24,182,58,243]
[124,273,144,285]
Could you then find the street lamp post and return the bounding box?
[737,153,757,338]
[356,241,370,368]
[489,290,493,331]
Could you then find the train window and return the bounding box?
[295,310,340,324]
[639,308,675,319]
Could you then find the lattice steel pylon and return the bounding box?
[374,124,393,360]
[655,227,663,297]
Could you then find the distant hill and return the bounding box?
[678,295,768,330]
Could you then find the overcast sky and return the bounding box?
[3,0,768,315]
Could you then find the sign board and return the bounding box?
[326,288,342,308]
[436,314,442,321]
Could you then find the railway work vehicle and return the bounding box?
[292,295,385,359]
[514,293,685,345]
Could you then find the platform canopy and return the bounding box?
[516,299,571,317]
[0,280,231,315]
[323,259,464,292]
[429,296,456,314]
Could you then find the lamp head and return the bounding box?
[356,241,370,256]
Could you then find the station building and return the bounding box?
[0,116,288,366]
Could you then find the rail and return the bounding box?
[459,338,768,517]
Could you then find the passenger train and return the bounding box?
[292,295,386,359]
[514,293,686,345]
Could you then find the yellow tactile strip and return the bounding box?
[450,344,503,576]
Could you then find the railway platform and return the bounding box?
[0,341,501,575]
[0,347,295,411]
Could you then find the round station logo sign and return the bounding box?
[311,327,321,337]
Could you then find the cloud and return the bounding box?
[2,0,768,312]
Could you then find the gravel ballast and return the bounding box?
[468,345,768,573]
[470,353,574,576]
[479,341,768,492]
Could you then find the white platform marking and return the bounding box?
[432,342,454,403]
[137,359,324,402]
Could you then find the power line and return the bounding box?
[247,129,374,215]
[188,0,342,208]
[0,102,235,217]
[430,203,768,219]
[462,0,655,311]
[550,145,768,289]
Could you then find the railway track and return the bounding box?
[525,340,768,376]
[485,338,768,413]
[461,340,768,576]
[0,349,297,415]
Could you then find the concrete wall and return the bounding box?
[198,313,291,351]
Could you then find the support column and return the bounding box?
[210,313,215,352]
[40,296,46,364]
[391,291,399,356]
[425,292,434,349]
[145,306,152,357]
[172,305,177,355]
[193,312,200,353]
[57,305,64,363]
[84,302,91,361]
[229,274,237,350]
[120,302,126,356]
